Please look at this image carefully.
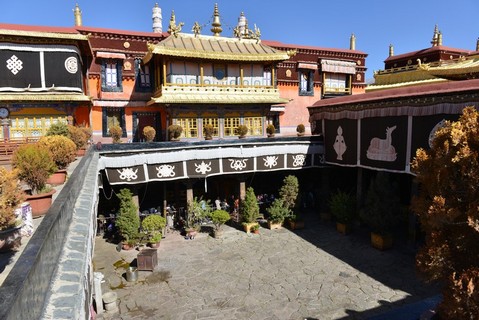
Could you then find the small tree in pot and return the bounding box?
[143,126,156,142]
[141,214,166,247]
[38,135,77,170]
[296,124,305,136]
[203,123,214,140]
[241,187,260,233]
[168,124,183,141]
[115,188,140,249]
[0,168,26,252]
[109,125,123,144]
[266,199,291,229]
[210,209,230,238]
[266,124,275,137]
[329,190,356,234]
[236,125,248,139]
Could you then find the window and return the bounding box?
[203,118,219,137]
[324,73,348,94]
[244,117,263,136]
[102,107,126,137]
[101,59,122,92]
[263,67,272,86]
[10,115,67,138]
[299,70,314,96]
[176,118,198,138]
[135,59,153,91]
[224,117,240,137]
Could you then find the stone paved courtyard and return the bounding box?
[93,214,438,320]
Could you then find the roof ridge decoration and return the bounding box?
[168,10,184,38]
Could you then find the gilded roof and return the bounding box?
[419,56,479,77]
[149,85,289,105]
[144,33,292,63]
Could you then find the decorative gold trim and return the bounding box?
[0,29,89,41]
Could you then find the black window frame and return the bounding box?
[102,107,127,137]
[298,69,314,96]
[101,59,123,92]
[135,59,154,92]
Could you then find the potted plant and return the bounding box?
[251,223,260,234]
[203,123,214,140]
[12,143,57,217]
[46,122,70,137]
[67,125,88,154]
[114,188,140,250]
[38,135,77,185]
[168,124,183,141]
[236,125,248,139]
[241,187,260,233]
[360,172,401,250]
[143,126,156,142]
[186,197,211,239]
[0,167,26,252]
[266,199,291,229]
[266,124,275,137]
[77,124,93,155]
[109,125,123,144]
[210,209,230,238]
[329,190,356,235]
[296,123,305,136]
[141,214,166,248]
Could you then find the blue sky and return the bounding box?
[2,1,479,81]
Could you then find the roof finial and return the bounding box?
[168,10,184,37]
[476,38,479,52]
[349,33,356,50]
[438,31,443,46]
[152,3,162,33]
[211,3,222,36]
[73,3,82,27]
[431,24,439,46]
[389,44,394,57]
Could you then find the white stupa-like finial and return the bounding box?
[152,3,162,33]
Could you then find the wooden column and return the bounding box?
[239,180,246,201]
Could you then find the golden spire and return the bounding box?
[431,24,439,46]
[349,33,356,50]
[389,44,394,57]
[476,38,479,51]
[438,31,443,46]
[211,3,222,37]
[73,3,82,27]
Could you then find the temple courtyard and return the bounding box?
[93,212,439,320]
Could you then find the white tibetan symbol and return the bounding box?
[366,126,397,162]
[333,126,347,160]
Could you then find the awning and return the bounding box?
[270,105,285,112]
[321,59,356,74]
[298,63,318,70]
[96,51,126,60]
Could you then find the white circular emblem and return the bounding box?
[64,56,78,74]
[429,119,446,148]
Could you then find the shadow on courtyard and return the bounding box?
[289,209,440,320]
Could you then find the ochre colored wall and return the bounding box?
[278,84,320,135]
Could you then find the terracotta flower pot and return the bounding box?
[76,148,86,157]
[26,189,56,218]
[46,169,67,186]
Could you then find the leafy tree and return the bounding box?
[279,175,299,211]
[411,106,479,318]
[241,187,259,223]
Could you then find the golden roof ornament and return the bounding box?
[350,33,356,50]
[192,22,202,37]
[168,10,184,37]
[233,12,261,42]
[476,38,479,51]
[211,3,222,36]
[73,4,82,27]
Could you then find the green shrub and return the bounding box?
[46,122,69,137]
[12,143,57,194]
[142,214,166,243]
[241,187,259,223]
[279,175,299,212]
[329,190,356,224]
[115,188,140,243]
[203,123,214,139]
[210,209,230,230]
[296,124,305,134]
[0,168,26,231]
[38,135,77,170]
[266,199,291,223]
